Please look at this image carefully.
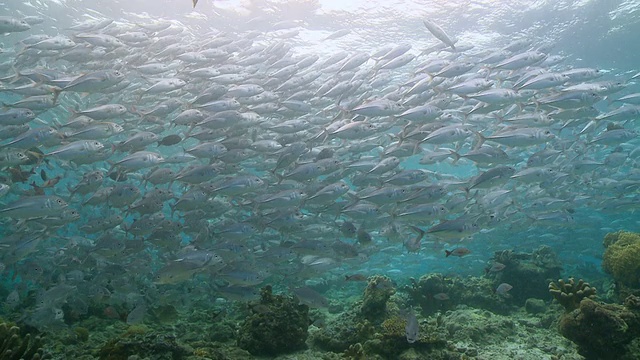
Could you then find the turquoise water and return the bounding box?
[0,1,639,359]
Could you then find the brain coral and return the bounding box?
[602,231,640,287]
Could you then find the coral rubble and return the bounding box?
[98,328,191,360]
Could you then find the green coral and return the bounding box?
[549,278,597,311]
[602,231,640,287]
[558,297,640,359]
[236,285,309,356]
[0,322,49,360]
[343,342,366,360]
[360,275,395,321]
[380,315,406,338]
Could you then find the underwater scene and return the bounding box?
[1,0,640,359]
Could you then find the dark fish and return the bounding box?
[357,225,372,245]
[315,148,334,161]
[445,247,471,257]
[108,170,128,182]
[9,166,35,183]
[158,134,182,146]
[345,274,367,281]
[24,147,46,165]
[340,221,357,238]
[40,169,47,181]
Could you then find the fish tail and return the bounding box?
[471,131,485,150]
[8,65,22,84]
[445,250,452,257]
[449,149,461,164]
[52,88,61,105]
[411,141,422,156]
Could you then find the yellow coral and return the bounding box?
[602,231,640,287]
[380,316,406,337]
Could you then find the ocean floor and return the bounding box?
[20,283,584,360]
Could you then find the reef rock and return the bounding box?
[558,297,640,359]
[236,285,309,356]
[489,245,562,305]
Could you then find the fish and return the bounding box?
[433,293,450,301]
[422,19,456,50]
[0,2,636,349]
[291,286,330,308]
[485,262,506,273]
[405,311,419,343]
[0,195,68,218]
[345,274,368,282]
[445,247,471,257]
[126,304,146,325]
[158,134,182,146]
[495,283,513,298]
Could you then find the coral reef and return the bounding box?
[343,342,366,360]
[558,297,640,360]
[0,321,49,360]
[311,310,375,352]
[488,245,562,304]
[366,313,446,358]
[359,275,395,321]
[548,278,597,311]
[602,231,640,297]
[407,273,513,315]
[98,328,191,360]
[236,285,309,356]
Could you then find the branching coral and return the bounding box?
[343,342,366,360]
[0,322,49,360]
[549,278,596,311]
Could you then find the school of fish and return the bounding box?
[0,3,639,329]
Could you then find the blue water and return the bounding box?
[0,0,639,358]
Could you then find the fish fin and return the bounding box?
[52,88,61,105]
